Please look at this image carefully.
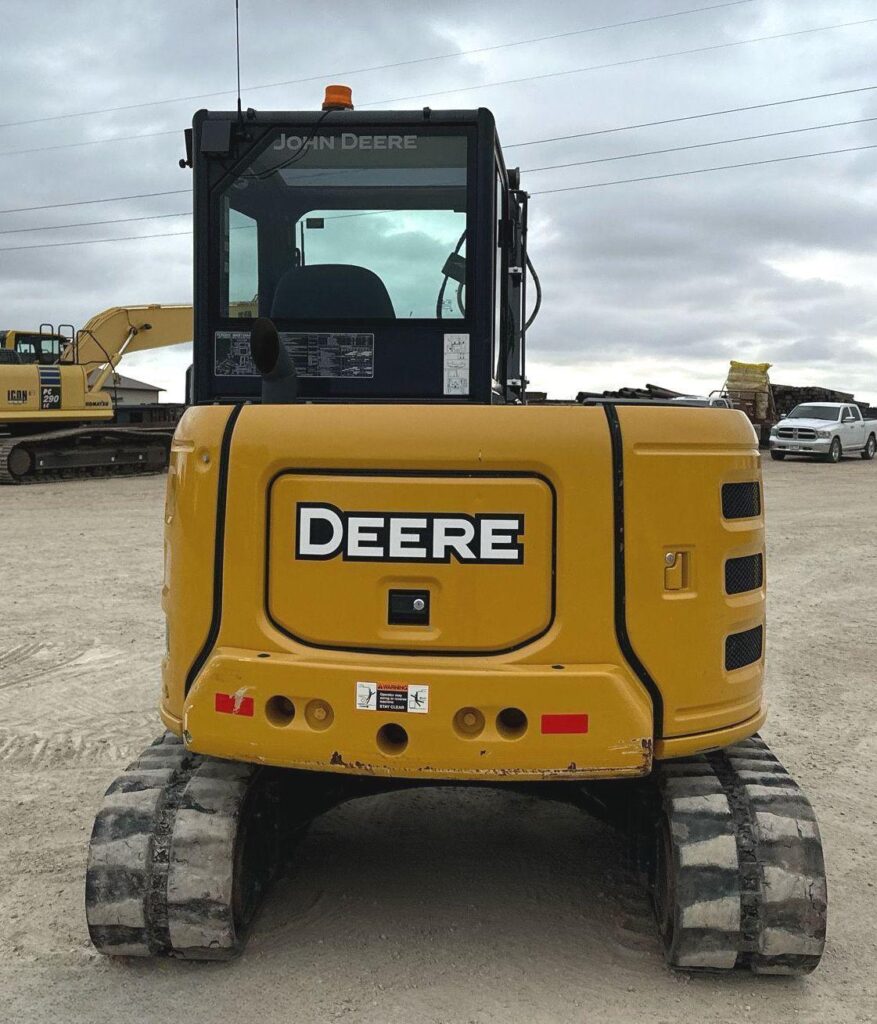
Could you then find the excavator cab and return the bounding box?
[1,327,71,366]
[85,91,827,975]
[191,103,528,404]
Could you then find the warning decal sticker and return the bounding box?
[443,333,469,396]
[214,330,374,379]
[356,681,429,714]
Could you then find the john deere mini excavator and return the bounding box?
[86,88,826,973]
[0,304,191,482]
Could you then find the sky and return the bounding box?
[1,0,876,403]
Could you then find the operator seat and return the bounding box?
[271,264,396,319]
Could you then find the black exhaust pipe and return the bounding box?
[250,317,298,404]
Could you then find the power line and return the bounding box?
[0,189,188,216]
[504,83,877,150]
[360,17,877,109]
[0,1,759,129]
[523,116,877,173]
[0,129,180,159]
[0,211,190,236]
[4,80,877,166]
[531,142,877,194]
[2,142,875,253]
[0,208,404,238]
[12,115,875,236]
[3,15,872,162]
[0,80,872,220]
[0,230,192,253]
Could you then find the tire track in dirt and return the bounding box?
[0,729,151,769]
[0,641,48,673]
[0,641,161,756]
[0,642,123,692]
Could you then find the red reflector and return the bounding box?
[541,713,589,734]
[215,692,254,717]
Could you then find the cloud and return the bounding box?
[2,0,876,402]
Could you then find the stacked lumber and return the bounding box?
[771,383,870,418]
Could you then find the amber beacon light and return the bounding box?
[322,84,354,110]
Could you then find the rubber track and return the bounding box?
[653,734,826,974]
[0,425,173,484]
[85,733,264,959]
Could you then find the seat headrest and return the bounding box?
[271,264,395,320]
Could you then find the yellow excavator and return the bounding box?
[0,304,192,482]
[85,88,826,973]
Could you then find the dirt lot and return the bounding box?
[0,456,875,1024]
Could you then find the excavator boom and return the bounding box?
[70,305,193,391]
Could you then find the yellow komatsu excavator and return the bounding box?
[0,304,192,482]
[85,88,827,973]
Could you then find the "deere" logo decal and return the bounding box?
[296,503,524,564]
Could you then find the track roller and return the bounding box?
[645,735,827,974]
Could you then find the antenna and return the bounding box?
[235,0,242,121]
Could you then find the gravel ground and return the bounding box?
[0,456,875,1024]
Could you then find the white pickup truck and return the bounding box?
[769,402,877,463]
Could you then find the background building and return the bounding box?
[87,370,164,405]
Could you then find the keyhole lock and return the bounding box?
[388,589,431,625]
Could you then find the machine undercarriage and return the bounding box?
[87,733,825,971]
[0,423,177,483]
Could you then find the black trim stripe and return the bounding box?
[184,403,243,696]
[264,468,557,657]
[603,404,664,737]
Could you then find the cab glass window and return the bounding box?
[38,337,60,364]
[218,130,468,321]
[14,337,38,363]
[227,210,259,318]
